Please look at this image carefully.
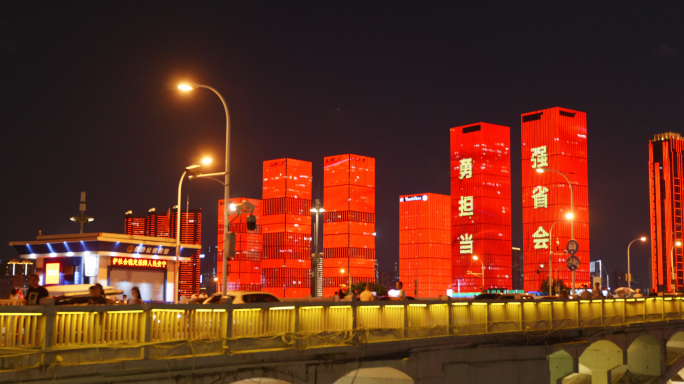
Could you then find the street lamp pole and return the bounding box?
[670,240,681,293]
[538,167,575,294]
[472,255,484,292]
[626,237,647,291]
[178,83,231,297]
[310,199,324,297]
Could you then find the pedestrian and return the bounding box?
[9,288,18,301]
[396,281,406,301]
[559,289,569,299]
[87,285,107,305]
[359,283,375,302]
[122,294,128,304]
[339,285,347,300]
[579,284,591,299]
[333,291,340,302]
[128,287,143,304]
[591,282,604,299]
[26,273,49,305]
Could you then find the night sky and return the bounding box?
[1,2,682,288]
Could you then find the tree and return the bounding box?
[539,279,569,296]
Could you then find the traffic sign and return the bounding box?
[567,255,580,271]
[566,239,579,255]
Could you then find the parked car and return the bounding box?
[472,293,502,300]
[202,291,281,304]
[498,294,535,301]
[46,284,123,305]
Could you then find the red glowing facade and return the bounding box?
[649,132,684,292]
[217,198,263,291]
[451,123,511,292]
[322,154,375,297]
[123,207,201,298]
[521,107,590,292]
[399,193,451,297]
[169,208,202,298]
[261,158,312,298]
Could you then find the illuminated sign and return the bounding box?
[400,195,428,202]
[458,196,473,217]
[530,146,548,168]
[45,263,60,285]
[532,186,548,209]
[112,257,167,268]
[125,245,171,255]
[84,254,98,277]
[459,158,472,180]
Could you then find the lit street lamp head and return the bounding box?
[640,237,647,242]
[678,241,682,247]
[178,83,194,91]
[472,255,478,261]
[536,168,544,173]
[201,157,212,164]
[565,213,574,219]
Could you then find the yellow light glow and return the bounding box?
[536,168,544,173]
[340,269,345,273]
[677,241,682,247]
[178,84,193,91]
[270,306,295,311]
[640,237,647,241]
[45,263,60,285]
[201,157,212,165]
[565,213,574,219]
[472,255,478,261]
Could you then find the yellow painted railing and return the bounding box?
[0,296,683,367]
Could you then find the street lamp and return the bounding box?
[472,255,484,292]
[178,82,232,297]
[536,167,575,294]
[670,240,681,292]
[310,200,324,297]
[626,237,647,290]
[175,158,212,303]
[547,213,574,296]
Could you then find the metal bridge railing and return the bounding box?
[0,296,682,369]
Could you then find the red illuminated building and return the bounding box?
[124,207,202,299]
[217,198,263,291]
[649,132,684,292]
[521,107,590,292]
[322,154,375,297]
[399,193,451,297]
[261,158,312,298]
[451,123,511,292]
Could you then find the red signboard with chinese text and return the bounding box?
[112,257,167,268]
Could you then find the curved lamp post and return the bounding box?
[548,213,573,296]
[472,255,484,292]
[626,236,647,291]
[670,240,681,292]
[178,83,231,296]
[174,158,212,303]
[537,167,575,294]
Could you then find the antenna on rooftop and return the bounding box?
[70,191,94,233]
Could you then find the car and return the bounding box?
[498,294,535,301]
[202,291,281,304]
[46,284,123,305]
[472,293,502,300]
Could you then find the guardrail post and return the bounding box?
[661,298,665,321]
[294,303,300,349]
[41,298,56,367]
[600,300,604,326]
[143,306,151,359]
[403,303,409,339]
[448,302,453,336]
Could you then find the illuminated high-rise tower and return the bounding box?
[451,123,511,292]
[521,107,590,292]
[399,193,451,297]
[261,158,312,298]
[169,208,202,298]
[217,198,263,291]
[322,154,375,297]
[649,132,684,292]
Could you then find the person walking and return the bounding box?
[128,287,143,304]
[359,283,375,302]
[333,291,340,302]
[26,273,49,305]
[591,282,604,299]
[396,281,406,300]
[87,285,107,305]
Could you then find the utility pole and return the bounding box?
[70,192,94,233]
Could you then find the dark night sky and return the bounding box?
[1,2,682,288]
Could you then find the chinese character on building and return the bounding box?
[459,158,473,180]
[531,146,548,169]
[532,186,549,209]
[460,233,473,254]
[532,226,550,249]
[458,196,474,217]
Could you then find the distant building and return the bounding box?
[613,268,623,289]
[511,248,523,290]
[649,132,684,292]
